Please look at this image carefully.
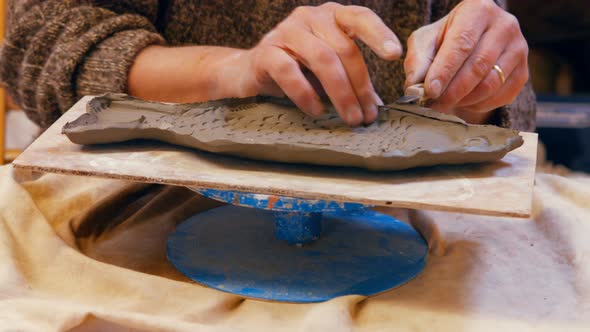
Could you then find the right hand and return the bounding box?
[243,2,402,126]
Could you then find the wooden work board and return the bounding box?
[13,97,538,218]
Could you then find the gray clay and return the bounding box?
[62,93,524,171]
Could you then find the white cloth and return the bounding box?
[0,164,588,331]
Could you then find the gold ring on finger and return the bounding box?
[493,64,506,84]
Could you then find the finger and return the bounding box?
[403,18,446,87]
[431,30,505,110]
[424,1,495,99]
[458,35,528,107]
[263,46,324,117]
[436,13,524,109]
[311,18,379,123]
[456,62,529,114]
[333,5,402,60]
[279,26,364,126]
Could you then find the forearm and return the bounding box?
[0,0,162,129]
[128,45,253,103]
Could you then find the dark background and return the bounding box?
[510,1,590,172]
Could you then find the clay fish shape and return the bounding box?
[62,93,524,171]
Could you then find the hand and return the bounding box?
[404,0,529,123]
[244,2,402,126]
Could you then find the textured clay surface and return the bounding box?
[62,94,524,171]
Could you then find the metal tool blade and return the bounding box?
[394,94,422,104]
[393,83,427,106]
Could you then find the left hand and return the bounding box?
[404,0,529,123]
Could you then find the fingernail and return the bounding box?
[429,79,442,99]
[346,105,363,126]
[363,103,378,123]
[383,40,400,56]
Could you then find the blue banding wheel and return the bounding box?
[191,188,369,245]
[167,205,428,303]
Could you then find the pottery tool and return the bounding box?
[394,83,428,105]
[13,95,538,303]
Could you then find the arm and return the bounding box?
[129,3,402,126]
[2,2,400,128]
[128,45,254,104]
[0,0,164,129]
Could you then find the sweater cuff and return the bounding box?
[75,29,165,98]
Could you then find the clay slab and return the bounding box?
[62,94,523,171]
[13,97,538,218]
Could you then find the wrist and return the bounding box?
[128,45,251,103]
[207,48,257,99]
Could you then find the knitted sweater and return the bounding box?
[0,0,535,131]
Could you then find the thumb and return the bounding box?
[403,17,447,89]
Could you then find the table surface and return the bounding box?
[13,97,538,218]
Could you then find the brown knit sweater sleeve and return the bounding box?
[430,0,536,132]
[0,0,165,129]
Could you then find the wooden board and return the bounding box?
[13,97,538,217]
